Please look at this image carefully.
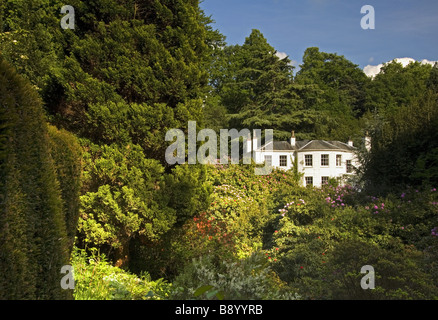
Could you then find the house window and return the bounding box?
[321,154,329,166]
[346,160,353,173]
[279,155,288,167]
[305,155,313,167]
[264,155,272,167]
[336,155,342,167]
[321,176,329,185]
[305,176,313,187]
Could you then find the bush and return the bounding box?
[326,239,438,300]
[170,252,298,300]
[71,247,171,300]
[267,185,438,299]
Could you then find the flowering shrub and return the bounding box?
[207,163,301,212]
[321,184,357,209]
[112,157,438,300]
[265,185,438,299]
[128,163,302,280]
[176,164,303,261]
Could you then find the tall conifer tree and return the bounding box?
[0,59,81,299]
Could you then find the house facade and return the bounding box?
[250,131,367,188]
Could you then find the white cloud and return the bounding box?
[394,57,416,67]
[420,58,438,66]
[275,51,299,68]
[275,51,288,60]
[364,57,438,78]
[363,64,384,78]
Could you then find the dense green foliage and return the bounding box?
[207,35,371,142]
[1,0,220,268]
[71,247,171,300]
[0,59,81,299]
[267,184,438,299]
[362,63,438,193]
[209,30,300,137]
[1,0,438,300]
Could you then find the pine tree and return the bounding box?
[293,47,371,141]
[296,47,370,117]
[212,29,302,138]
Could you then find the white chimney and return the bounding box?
[365,132,371,152]
[291,130,296,147]
[348,138,354,147]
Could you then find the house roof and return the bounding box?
[299,140,356,151]
[259,139,356,152]
[260,141,295,151]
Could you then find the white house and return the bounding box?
[249,131,369,188]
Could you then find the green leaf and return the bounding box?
[194,285,214,297]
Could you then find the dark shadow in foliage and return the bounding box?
[325,239,438,300]
[363,89,438,195]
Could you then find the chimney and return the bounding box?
[291,130,296,147]
[348,138,354,147]
[365,132,371,152]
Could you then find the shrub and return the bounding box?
[71,248,171,300]
[325,239,438,300]
[170,252,298,300]
[267,185,438,299]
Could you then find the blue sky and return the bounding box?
[200,0,438,74]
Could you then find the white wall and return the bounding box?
[254,150,295,171]
[255,149,359,188]
[297,151,357,187]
